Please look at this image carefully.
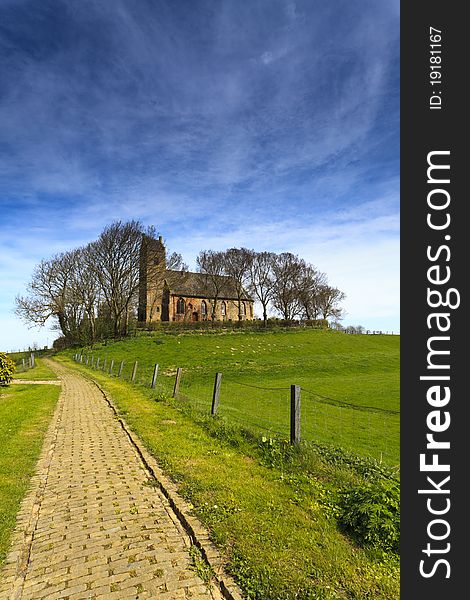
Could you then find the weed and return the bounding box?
[337,479,400,553]
[189,545,214,584]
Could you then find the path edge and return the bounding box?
[83,373,245,600]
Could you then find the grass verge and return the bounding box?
[12,357,58,381]
[0,382,60,565]
[56,355,399,599]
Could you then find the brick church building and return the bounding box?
[138,236,254,323]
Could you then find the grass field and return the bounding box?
[71,328,399,465]
[0,359,60,565]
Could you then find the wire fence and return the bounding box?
[299,388,399,465]
[74,352,399,466]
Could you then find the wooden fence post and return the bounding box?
[109,359,114,375]
[91,356,95,368]
[173,368,182,398]
[31,353,35,368]
[118,361,124,378]
[290,385,301,444]
[151,364,159,389]
[86,355,89,366]
[96,357,100,369]
[211,372,222,415]
[103,358,107,371]
[131,361,138,382]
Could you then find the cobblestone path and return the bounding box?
[0,361,221,600]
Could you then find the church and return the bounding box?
[138,236,254,323]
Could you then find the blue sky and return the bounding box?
[0,0,399,351]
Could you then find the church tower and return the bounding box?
[138,235,167,323]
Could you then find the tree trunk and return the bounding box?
[57,312,70,339]
[89,313,96,346]
[113,315,120,338]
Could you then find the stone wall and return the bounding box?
[138,236,166,322]
[169,295,253,322]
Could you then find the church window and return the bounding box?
[241,302,246,316]
[201,300,207,316]
[221,301,226,316]
[176,298,185,314]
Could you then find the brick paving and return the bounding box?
[0,361,223,600]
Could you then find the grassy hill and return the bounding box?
[70,327,399,466]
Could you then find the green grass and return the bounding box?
[0,382,60,565]
[70,328,399,465]
[12,357,59,381]
[56,353,399,599]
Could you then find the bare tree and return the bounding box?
[221,248,253,321]
[317,285,346,321]
[248,251,276,325]
[15,251,78,341]
[89,220,145,337]
[196,250,226,320]
[69,245,101,345]
[271,252,306,320]
[297,264,328,320]
[166,250,186,272]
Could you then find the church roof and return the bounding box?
[164,270,253,301]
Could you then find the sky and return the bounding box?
[0,0,400,351]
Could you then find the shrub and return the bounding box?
[337,478,400,553]
[53,336,73,350]
[0,352,16,386]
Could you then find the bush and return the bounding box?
[337,478,400,553]
[53,336,72,350]
[0,352,16,386]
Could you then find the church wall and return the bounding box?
[169,295,254,322]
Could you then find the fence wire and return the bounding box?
[300,387,399,464]
[218,377,290,438]
[75,352,399,465]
